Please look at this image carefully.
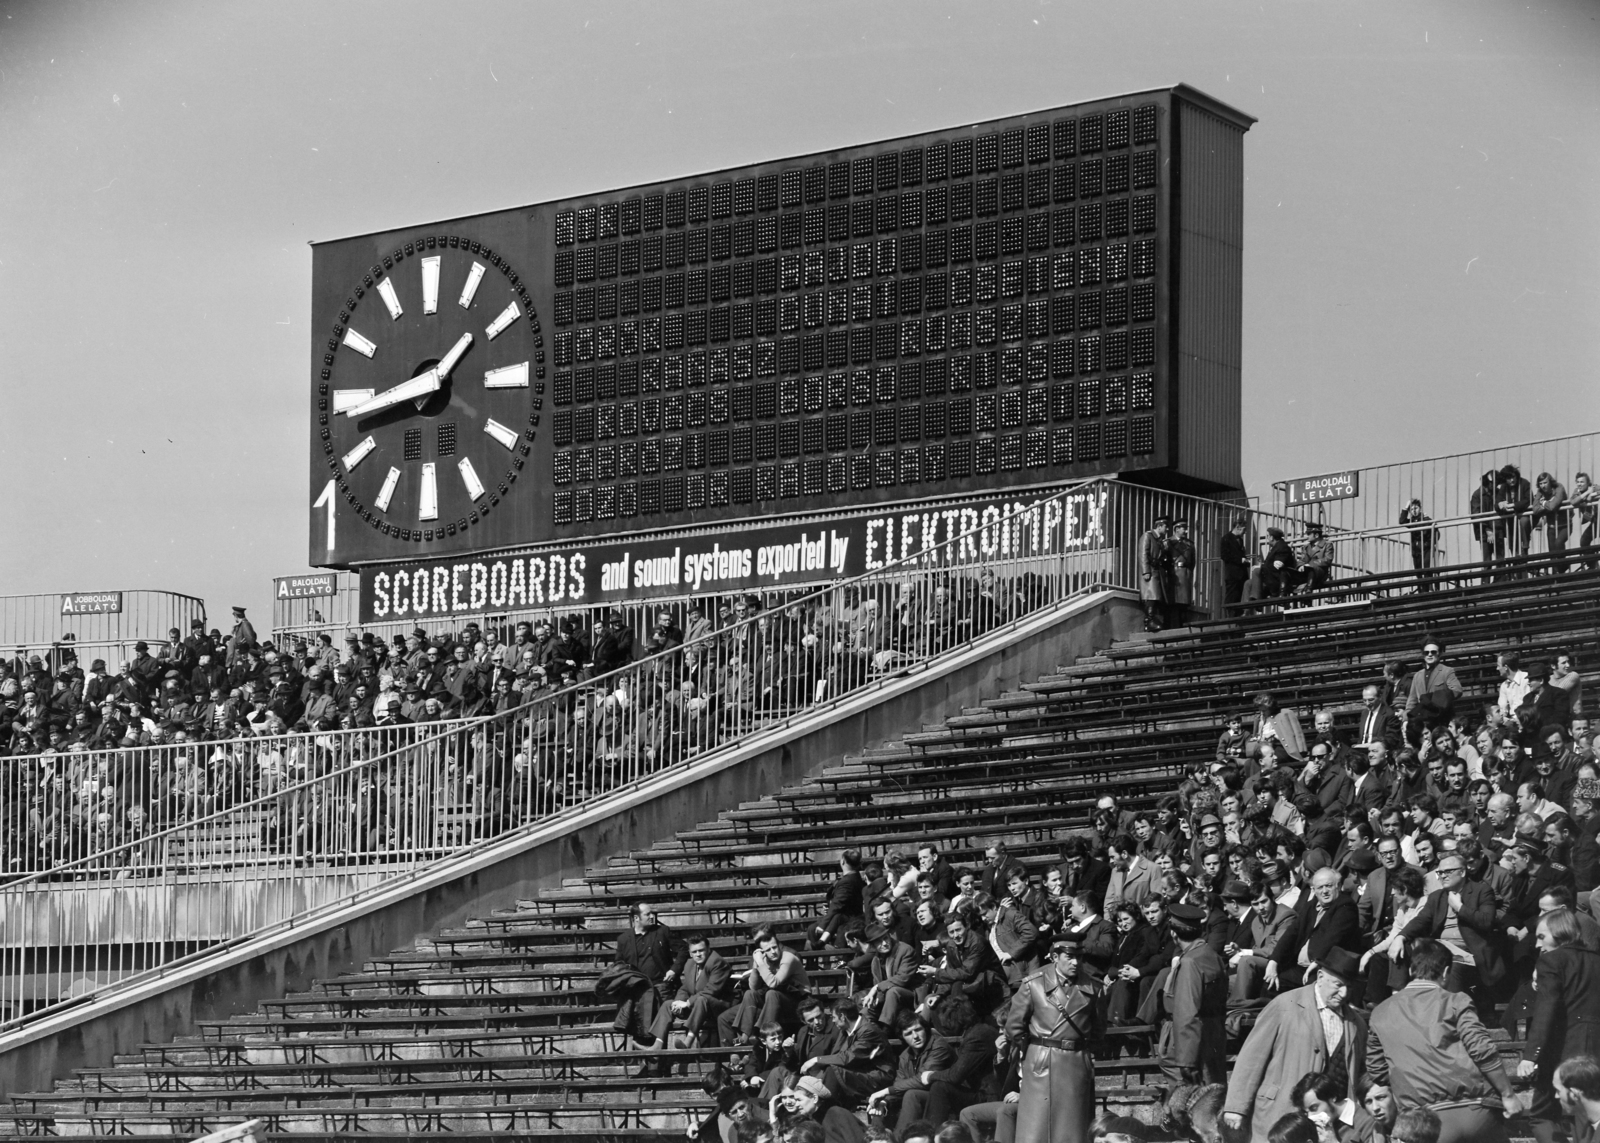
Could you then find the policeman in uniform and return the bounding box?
[1159,901,1228,1086]
[1000,936,1103,1143]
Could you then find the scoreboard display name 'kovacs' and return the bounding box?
[308,84,1252,569]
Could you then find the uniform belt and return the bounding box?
[1031,1036,1083,1051]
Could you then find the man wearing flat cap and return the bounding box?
[1136,515,1171,633]
[1159,901,1227,1086]
[1225,946,1368,1143]
[1000,936,1102,1143]
[1300,521,1336,593]
[1516,661,1573,751]
[1508,835,1575,961]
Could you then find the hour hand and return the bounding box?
[346,370,440,418]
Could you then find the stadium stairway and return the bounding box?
[4,566,1597,1141]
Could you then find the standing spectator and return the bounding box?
[1572,472,1599,570]
[591,611,637,677]
[1224,947,1368,1143]
[229,606,257,656]
[1532,472,1570,572]
[1517,908,1600,1143]
[1165,519,1197,629]
[1365,938,1523,1143]
[1471,471,1503,576]
[1400,499,1439,589]
[1552,652,1585,717]
[1405,640,1462,743]
[1497,464,1534,564]
[1221,516,1252,611]
[1138,515,1172,632]
[1160,902,1228,1086]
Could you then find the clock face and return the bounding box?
[315,235,541,557]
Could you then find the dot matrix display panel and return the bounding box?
[544,100,1165,532]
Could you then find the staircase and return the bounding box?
[4,566,1597,1141]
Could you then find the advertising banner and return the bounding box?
[358,488,1108,622]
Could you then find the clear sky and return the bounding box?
[1,0,1595,628]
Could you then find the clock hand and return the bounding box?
[435,332,473,379]
[414,331,473,410]
[345,369,440,418]
[346,333,474,419]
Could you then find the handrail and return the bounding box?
[1,478,1118,1032]
[1232,548,1599,613]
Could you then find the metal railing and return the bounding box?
[2,479,1127,1033]
[1271,430,1599,543]
[12,472,1585,1031]
[0,591,208,658]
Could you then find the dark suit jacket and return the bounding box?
[1111,921,1166,974]
[1526,945,1600,1079]
[933,929,1002,1001]
[1401,883,1505,987]
[819,871,864,935]
[872,941,920,990]
[794,1021,840,1063]
[980,858,1028,899]
[615,923,688,984]
[814,1016,894,1077]
[1058,858,1112,911]
[929,1021,999,1091]
[1304,817,1342,859]
[1072,917,1117,976]
[1220,531,1250,582]
[1347,769,1390,818]
[1355,705,1403,751]
[1516,686,1573,748]
[1275,892,1364,970]
[1306,765,1354,819]
[1230,903,1296,959]
[675,951,736,1003]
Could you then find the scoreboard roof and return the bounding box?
[309,84,1251,568]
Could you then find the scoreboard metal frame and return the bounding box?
[309,84,1251,568]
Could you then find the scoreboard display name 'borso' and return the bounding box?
[309,84,1250,569]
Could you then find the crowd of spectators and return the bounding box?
[1472,465,1599,577]
[0,569,1061,874]
[604,635,1597,1143]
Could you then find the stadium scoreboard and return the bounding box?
[309,84,1251,568]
